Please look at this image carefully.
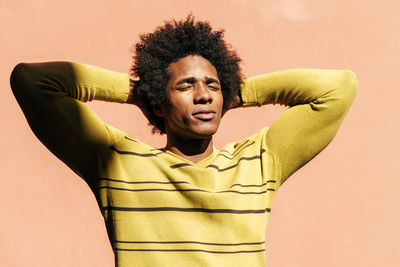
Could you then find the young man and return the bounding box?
[10,16,358,267]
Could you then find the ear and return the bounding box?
[153,104,165,117]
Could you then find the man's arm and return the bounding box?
[10,61,131,185]
[240,69,358,184]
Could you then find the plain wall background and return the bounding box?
[1,0,399,266]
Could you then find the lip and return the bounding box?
[192,110,216,120]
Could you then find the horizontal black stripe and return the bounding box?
[98,177,189,185]
[207,150,265,172]
[114,240,265,246]
[229,180,276,188]
[99,178,276,189]
[113,248,265,254]
[169,150,266,170]
[99,186,275,195]
[103,206,271,214]
[217,141,256,160]
[170,163,192,169]
[110,146,163,157]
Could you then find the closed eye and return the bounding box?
[175,77,220,90]
[207,84,219,90]
[176,85,192,90]
[206,77,220,90]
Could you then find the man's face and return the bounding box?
[157,55,223,139]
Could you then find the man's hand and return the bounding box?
[126,78,141,106]
[222,92,242,116]
[126,78,155,124]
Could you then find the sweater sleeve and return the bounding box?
[240,69,358,184]
[10,61,130,184]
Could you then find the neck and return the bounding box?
[164,135,214,163]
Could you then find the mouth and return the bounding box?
[192,110,216,120]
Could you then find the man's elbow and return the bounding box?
[10,63,31,93]
[330,70,359,117]
[341,70,359,100]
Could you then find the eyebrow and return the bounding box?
[205,77,220,85]
[176,77,195,85]
[176,77,220,85]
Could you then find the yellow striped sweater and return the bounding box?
[10,62,358,266]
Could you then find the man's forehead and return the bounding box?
[167,55,218,79]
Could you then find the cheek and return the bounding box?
[166,101,190,124]
[216,92,224,111]
[182,116,190,125]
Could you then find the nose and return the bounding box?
[193,83,212,104]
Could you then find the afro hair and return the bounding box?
[131,14,243,134]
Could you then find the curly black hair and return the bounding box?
[131,14,243,134]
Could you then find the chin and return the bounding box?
[167,121,220,139]
[190,125,219,138]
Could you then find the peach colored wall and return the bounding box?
[1,0,399,266]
